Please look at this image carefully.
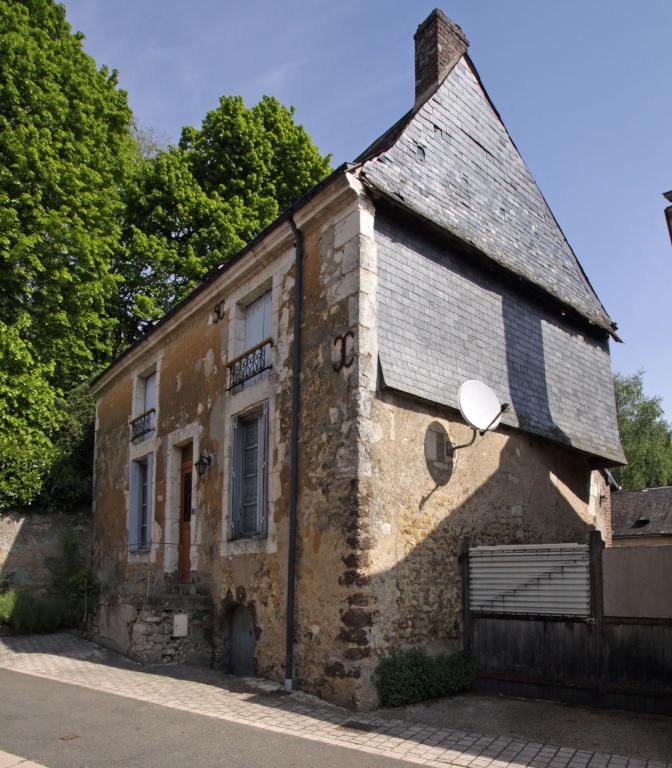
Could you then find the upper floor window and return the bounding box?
[131,368,157,441]
[228,291,273,390]
[244,291,272,352]
[142,371,156,412]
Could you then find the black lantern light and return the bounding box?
[194,454,212,477]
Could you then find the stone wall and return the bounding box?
[0,511,92,591]
[94,593,212,665]
[290,176,379,708]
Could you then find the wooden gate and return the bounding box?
[462,533,672,714]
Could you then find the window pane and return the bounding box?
[244,291,271,350]
[143,372,156,411]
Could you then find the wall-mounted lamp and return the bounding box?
[194,454,212,477]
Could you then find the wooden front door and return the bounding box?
[179,444,193,583]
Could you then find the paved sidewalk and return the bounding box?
[0,749,46,768]
[0,633,668,768]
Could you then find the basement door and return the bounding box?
[230,606,255,675]
[179,444,193,583]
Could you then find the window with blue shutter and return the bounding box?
[231,403,268,539]
[129,453,153,552]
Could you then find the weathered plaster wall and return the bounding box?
[0,511,91,591]
[93,248,293,680]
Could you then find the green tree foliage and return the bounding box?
[117,95,331,345]
[0,1,331,510]
[613,372,672,490]
[0,0,134,510]
[0,318,61,507]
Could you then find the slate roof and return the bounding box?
[360,55,617,335]
[612,487,672,539]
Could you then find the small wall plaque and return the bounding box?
[172,613,189,637]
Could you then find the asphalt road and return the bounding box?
[0,668,411,768]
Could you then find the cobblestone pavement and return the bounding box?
[0,634,668,768]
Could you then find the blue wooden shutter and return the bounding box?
[145,453,153,549]
[129,461,140,552]
[231,417,240,539]
[143,372,156,411]
[259,401,269,535]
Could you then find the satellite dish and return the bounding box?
[458,380,505,433]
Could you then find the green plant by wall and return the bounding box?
[374,647,473,708]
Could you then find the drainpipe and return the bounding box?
[285,216,303,691]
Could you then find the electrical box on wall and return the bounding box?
[172,613,188,637]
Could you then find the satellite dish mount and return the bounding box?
[448,380,509,453]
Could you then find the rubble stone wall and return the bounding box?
[94,595,212,665]
[358,389,596,697]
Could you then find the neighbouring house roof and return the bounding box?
[612,487,672,539]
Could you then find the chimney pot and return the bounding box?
[414,9,469,108]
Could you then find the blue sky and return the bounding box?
[61,0,672,418]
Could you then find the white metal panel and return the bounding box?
[470,544,590,617]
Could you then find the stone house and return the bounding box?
[90,10,624,709]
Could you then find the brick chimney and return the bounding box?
[414,9,469,108]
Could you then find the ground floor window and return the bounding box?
[130,454,153,552]
[231,403,268,539]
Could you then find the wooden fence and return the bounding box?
[461,533,672,715]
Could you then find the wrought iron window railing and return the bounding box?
[130,408,156,441]
[227,338,273,390]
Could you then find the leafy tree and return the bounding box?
[612,371,672,490]
[0,317,61,508]
[0,1,331,510]
[0,0,134,509]
[117,95,331,345]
